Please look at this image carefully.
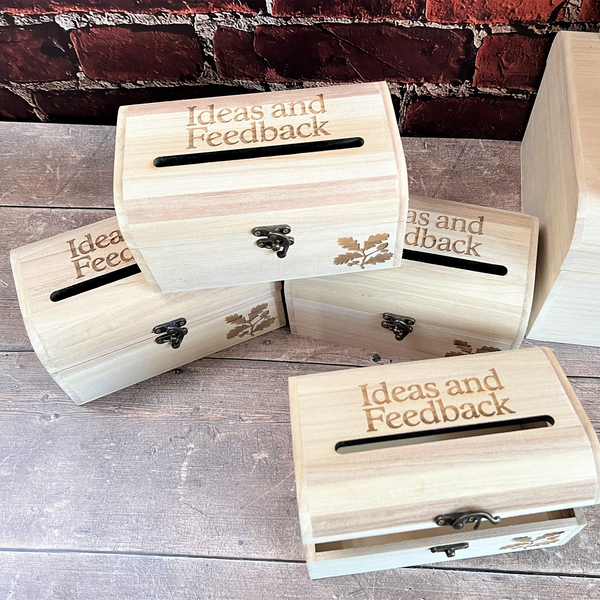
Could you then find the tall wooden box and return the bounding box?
[522,31,600,345]
[10,217,285,405]
[289,347,600,578]
[114,82,408,292]
[285,195,538,361]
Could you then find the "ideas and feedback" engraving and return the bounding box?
[359,368,514,433]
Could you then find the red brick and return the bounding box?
[214,28,270,80]
[426,0,568,24]
[403,96,533,140]
[0,25,78,83]
[216,25,474,83]
[579,0,600,21]
[71,26,203,84]
[33,85,253,125]
[0,89,38,120]
[0,0,264,14]
[474,34,551,91]
[272,0,423,20]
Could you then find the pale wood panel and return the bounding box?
[0,553,598,600]
[0,122,520,211]
[1,352,600,577]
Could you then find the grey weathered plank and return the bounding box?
[0,123,115,209]
[0,552,598,600]
[1,352,599,577]
[0,121,520,210]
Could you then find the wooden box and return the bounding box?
[521,32,600,345]
[10,217,285,405]
[289,347,600,578]
[285,195,538,361]
[114,82,408,292]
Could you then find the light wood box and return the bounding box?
[289,347,600,578]
[522,31,600,345]
[10,217,285,405]
[114,82,408,292]
[285,195,538,361]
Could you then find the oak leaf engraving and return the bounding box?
[499,531,564,551]
[445,339,501,357]
[334,234,393,269]
[225,304,276,339]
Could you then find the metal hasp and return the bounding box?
[381,313,415,341]
[435,511,501,531]
[430,542,470,558]
[153,318,188,349]
[252,225,294,259]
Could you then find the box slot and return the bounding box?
[152,137,365,168]
[402,249,508,276]
[49,264,141,302]
[335,415,554,454]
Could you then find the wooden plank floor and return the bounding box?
[1,123,599,599]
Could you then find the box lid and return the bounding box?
[114,82,408,291]
[289,347,600,544]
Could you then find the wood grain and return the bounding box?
[1,352,600,578]
[0,553,598,600]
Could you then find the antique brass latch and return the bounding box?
[153,318,188,349]
[435,511,501,531]
[252,225,294,259]
[430,542,469,558]
[381,313,415,341]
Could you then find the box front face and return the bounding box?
[287,196,537,360]
[116,83,407,290]
[12,217,284,403]
[290,348,598,544]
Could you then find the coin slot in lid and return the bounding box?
[334,415,554,454]
[402,249,508,276]
[153,137,365,168]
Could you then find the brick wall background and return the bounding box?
[0,1,599,139]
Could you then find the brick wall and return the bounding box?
[0,1,598,139]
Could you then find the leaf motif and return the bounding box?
[253,316,276,334]
[337,237,360,251]
[363,251,393,266]
[500,543,527,550]
[445,351,464,357]
[513,537,533,543]
[452,340,473,354]
[347,260,361,267]
[334,252,362,265]
[225,313,245,324]
[248,303,268,321]
[376,243,389,251]
[475,346,501,354]
[226,323,251,339]
[363,233,389,251]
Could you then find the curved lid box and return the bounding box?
[114,82,408,292]
[11,217,285,405]
[522,32,600,345]
[285,195,538,361]
[289,347,600,577]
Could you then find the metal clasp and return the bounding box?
[252,225,294,259]
[153,318,188,349]
[435,511,501,531]
[381,313,415,341]
[430,542,469,558]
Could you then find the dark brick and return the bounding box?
[579,0,600,21]
[0,0,264,14]
[214,28,270,80]
[474,34,552,91]
[216,25,474,83]
[70,26,203,84]
[33,85,254,125]
[0,89,38,120]
[272,0,423,20]
[403,96,533,140]
[426,0,568,24]
[0,25,78,83]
